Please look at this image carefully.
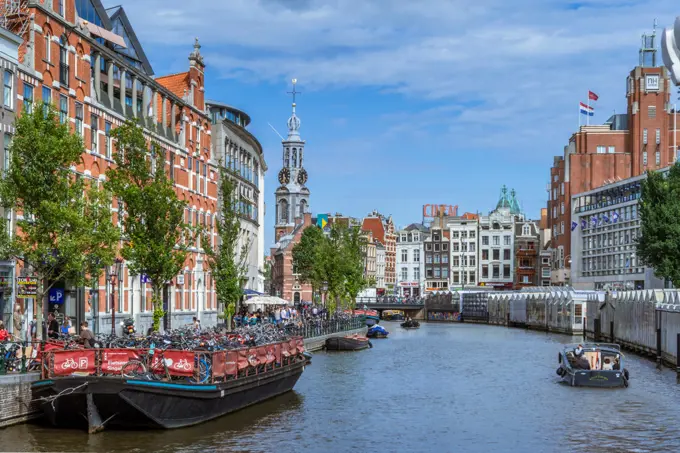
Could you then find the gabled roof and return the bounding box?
[106,5,154,75]
[156,72,190,99]
[361,217,385,244]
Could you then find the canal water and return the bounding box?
[2,322,680,452]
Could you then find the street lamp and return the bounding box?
[108,258,123,336]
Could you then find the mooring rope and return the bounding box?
[31,382,89,411]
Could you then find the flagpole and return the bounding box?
[586,91,590,126]
[578,103,581,129]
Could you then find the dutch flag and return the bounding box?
[580,102,594,116]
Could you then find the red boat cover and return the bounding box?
[51,350,96,376]
[288,339,298,356]
[237,349,249,370]
[265,345,276,364]
[281,342,290,357]
[225,351,238,376]
[101,349,140,374]
[296,337,305,353]
[211,351,227,378]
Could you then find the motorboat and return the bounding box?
[324,334,372,351]
[366,325,389,339]
[382,310,404,321]
[401,320,420,329]
[556,343,629,388]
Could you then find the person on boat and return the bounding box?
[573,345,591,370]
[602,357,614,371]
[60,316,71,336]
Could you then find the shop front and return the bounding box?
[399,282,421,298]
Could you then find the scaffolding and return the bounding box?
[0,0,30,38]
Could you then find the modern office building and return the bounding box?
[570,172,666,290]
[207,99,266,293]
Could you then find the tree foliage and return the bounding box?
[105,120,189,331]
[638,164,680,286]
[292,223,368,311]
[0,105,119,338]
[202,166,250,327]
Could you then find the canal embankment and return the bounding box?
[423,288,680,372]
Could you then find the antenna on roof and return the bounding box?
[268,123,285,141]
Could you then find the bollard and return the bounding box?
[677,333,680,383]
[506,312,510,327]
[610,321,615,344]
[20,342,26,374]
[657,328,662,370]
[583,317,587,341]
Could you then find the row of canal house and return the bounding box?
[0,0,245,335]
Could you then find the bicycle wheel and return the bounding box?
[121,360,147,378]
[190,357,211,384]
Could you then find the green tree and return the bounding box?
[292,225,325,297]
[638,164,680,286]
[202,166,250,328]
[106,120,189,332]
[340,226,368,309]
[0,105,119,339]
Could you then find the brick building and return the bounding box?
[548,28,679,285]
[514,220,541,289]
[361,211,396,291]
[1,0,218,333]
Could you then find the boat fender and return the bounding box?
[623,368,630,381]
[623,376,629,388]
[556,367,565,377]
[368,341,373,349]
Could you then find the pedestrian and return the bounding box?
[29,315,37,342]
[79,321,95,348]
[274,306,281,325]
[47,313,59,339]
[0,320,9,341]
[12,304,23,341]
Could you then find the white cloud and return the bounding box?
[104,0,680,201]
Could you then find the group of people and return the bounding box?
[234,305,300,327]
[0,305,39,342]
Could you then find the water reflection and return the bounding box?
[3,323,680,453]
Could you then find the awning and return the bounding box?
[79,19,127,49]
[244,296,292,306]
[243,289,263,296]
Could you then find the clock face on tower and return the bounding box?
[278,168,291,185]
[297,168,308,185]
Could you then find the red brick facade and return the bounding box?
[548,65,677,283]
[8,0,218,330]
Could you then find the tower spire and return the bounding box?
[286,79,302,141]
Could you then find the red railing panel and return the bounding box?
[212,351,227,379]
[101,349,141,374]
[225,351,238,376]
[50,350,97,376]
[237,349,249,370]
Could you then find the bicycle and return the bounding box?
[121,342,172,381]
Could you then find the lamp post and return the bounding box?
[108,258,123,336]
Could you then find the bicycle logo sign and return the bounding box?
[61,357,89,370]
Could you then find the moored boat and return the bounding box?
[401,320,420,329]
[382,310,404,321]
[324,334,371,351]
[556,343,629,388]
[366,325,389,339]
[32,337,308,432]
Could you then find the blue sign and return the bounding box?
[141,274,151,283]
[49,288,65,305]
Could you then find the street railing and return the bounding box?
[284,316,364,339]
[356,296,425,306]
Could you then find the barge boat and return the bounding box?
[32,337,307,432]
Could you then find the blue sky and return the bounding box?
[104,0,680,248]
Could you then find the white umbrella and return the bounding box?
[244,295,293,306]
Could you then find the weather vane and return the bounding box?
[287,78,301,106]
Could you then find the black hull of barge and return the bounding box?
[32,361,305,431]
[325,337,370,351]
